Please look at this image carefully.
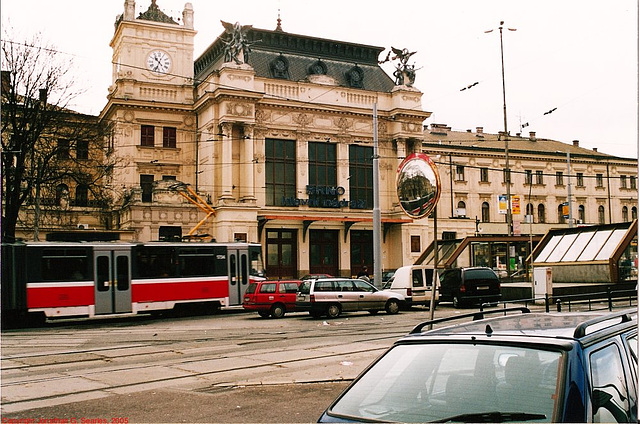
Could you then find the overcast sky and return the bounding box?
[1,0,638,157]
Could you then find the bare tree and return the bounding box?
[2,29,115,241]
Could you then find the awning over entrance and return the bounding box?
[257,215,412,242]
[530,220,638,283]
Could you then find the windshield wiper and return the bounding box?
[432,411,546,423]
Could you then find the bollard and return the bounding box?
[545,293,550,313]
[556,299,562,312]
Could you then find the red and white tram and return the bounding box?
[1,241,265,325]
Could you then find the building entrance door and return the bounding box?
[350,230,373,277]
[266,229,298,279]
[309,229,339,277]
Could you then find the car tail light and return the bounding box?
[310,294,315,303]
[460,284,466,293]
[407,288,412,297]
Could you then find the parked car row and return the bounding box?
[243,266,502,318]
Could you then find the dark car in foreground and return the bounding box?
[439,266,501,308]
[242,280,301,318]
[320,308,638,422]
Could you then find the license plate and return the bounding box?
[477,286,489,290]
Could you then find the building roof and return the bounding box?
[137,0,177,25]
[194,26,396,92]
[422,123,633,161]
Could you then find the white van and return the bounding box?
[382,265,438,308]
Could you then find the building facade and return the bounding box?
[9,1,637,281]
[99,0,428,279]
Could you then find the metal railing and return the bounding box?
[484,287,637,313]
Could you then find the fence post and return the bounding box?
[607,286,612,311]
[556,299,562,312]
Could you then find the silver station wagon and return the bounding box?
[296,277,405,318]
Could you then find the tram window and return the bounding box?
[134,247,174,278]
[250,248,265,277]
[40,248,89,281]
[178,248,215,277]
[116,256,129,290]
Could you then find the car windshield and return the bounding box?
[328,343,562,423]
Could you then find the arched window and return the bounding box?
[456,201,466,218]
[622,206,629,222]
[481,202,490,223]
[632,206,638,221]
[578,205,585,224]
[557,204,565,224]
[75,184,88,207]
[537,204,546,223]
[598,205,605,225]
[56,184,69,206]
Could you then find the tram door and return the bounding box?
[227,247,249,306]
[94,248,132,314]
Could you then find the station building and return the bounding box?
[100,0,428,279]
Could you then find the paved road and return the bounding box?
[1,306,442,422]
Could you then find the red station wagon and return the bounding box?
[242,280,302,318]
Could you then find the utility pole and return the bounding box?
[486,20,516,277]
[372,103,382,287]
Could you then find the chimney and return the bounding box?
[529,131,536,141]
[593,147,598,152]
[39,88,47,104]
[572,140,579,147]
[466,129,472,133]
[476,126,483,134]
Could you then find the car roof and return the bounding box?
[402,308,637,348]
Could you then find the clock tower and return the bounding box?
[101,1,198,241]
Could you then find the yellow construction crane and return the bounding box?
[168,182,215,240]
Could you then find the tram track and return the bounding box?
[1,309,435,413]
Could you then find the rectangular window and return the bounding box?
[455,165,465,181]
[349,145,374,209]
[536,170,544,185]
[265,139,296,206]
[140,174,154,202]
[76,140,89,160]
[620,175,627,189]
[40,248,89,281]
[596,173,604,188]
[308,142,338,203]
[576,172,584,187]
[631,176,637,190]
[163,127,176,148]
[503,168,511,184]
[57,139,70,159]
[556,171,564,186]
[141,125,154,147]
[525,170,532,185]
[480,167,489,183]
[410,236,421,253]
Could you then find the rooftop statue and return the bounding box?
[221,21,254,65]
[380,46,417,87]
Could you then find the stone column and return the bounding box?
[219,122,234,200]
[241,125,256,202]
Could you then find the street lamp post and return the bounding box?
[486,21,516,235]
[486,20,516,277]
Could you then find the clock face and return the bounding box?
[147,50,171,74]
